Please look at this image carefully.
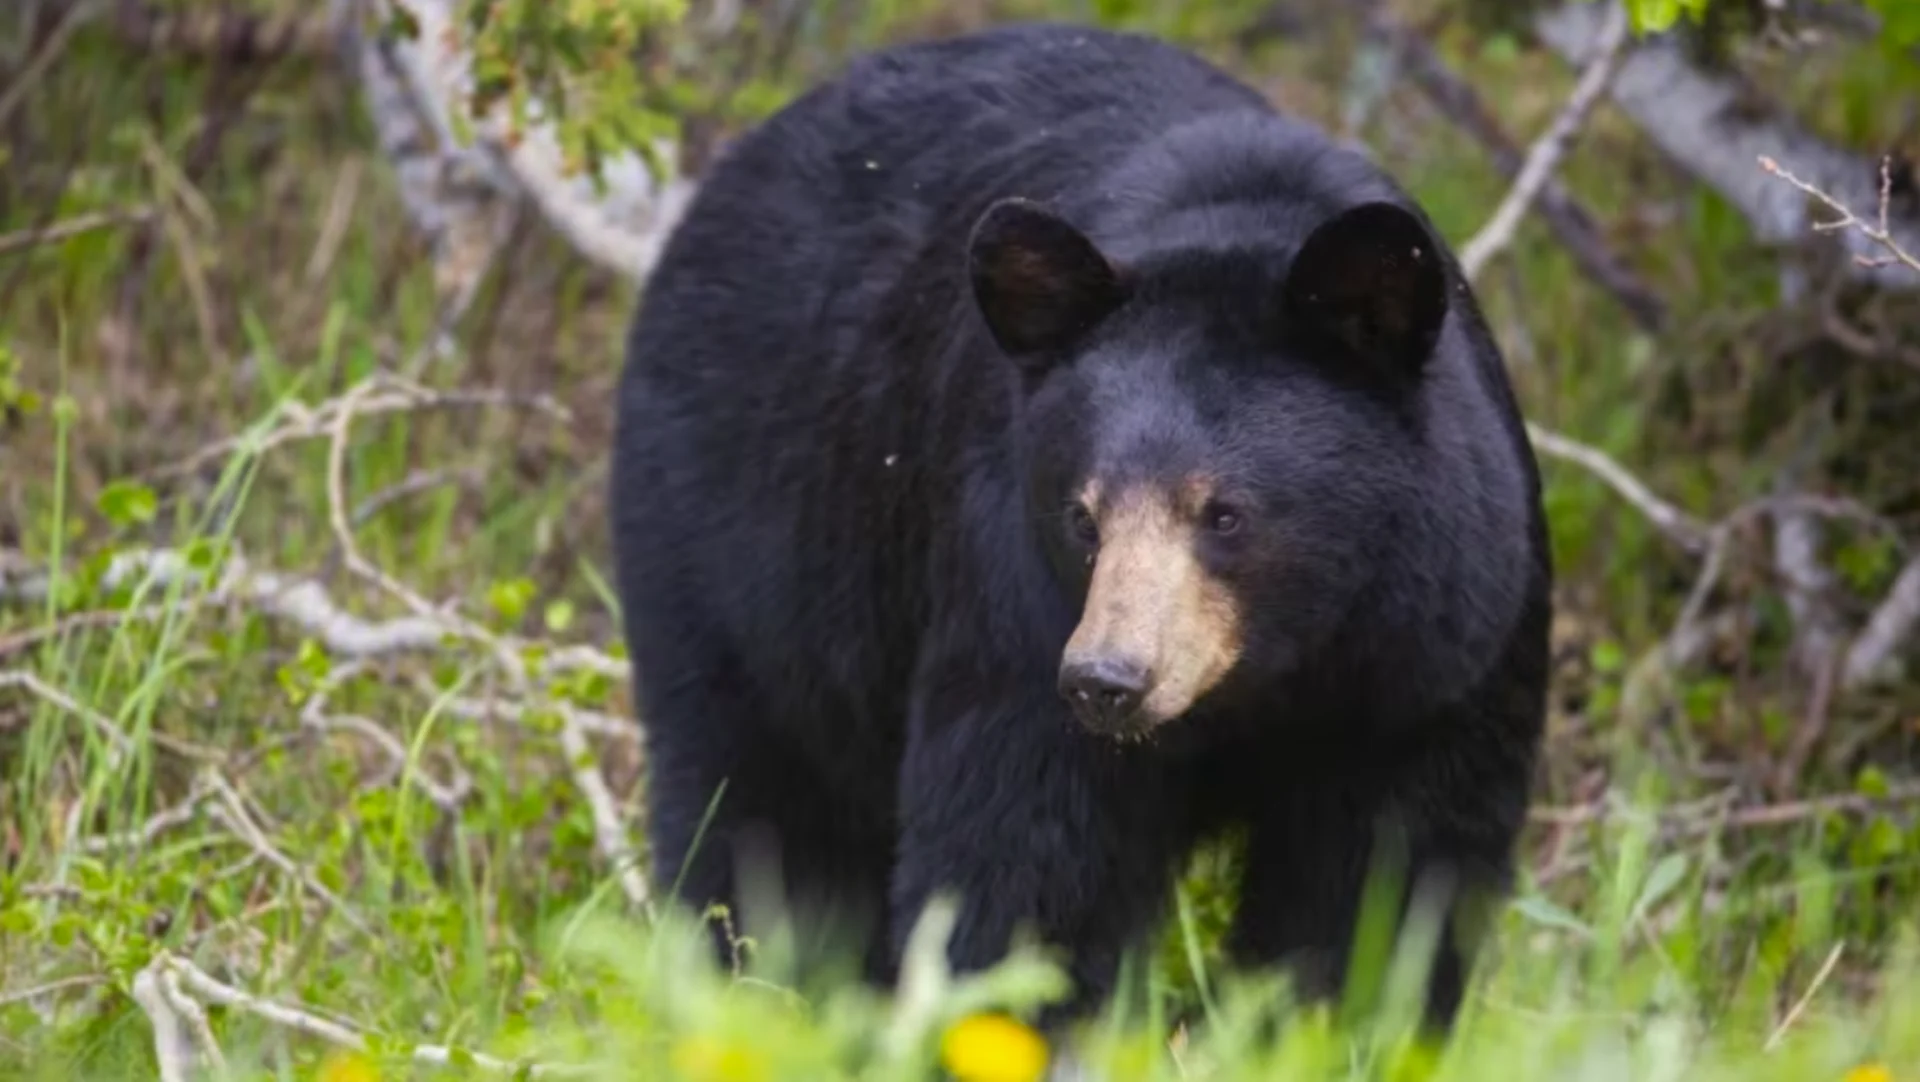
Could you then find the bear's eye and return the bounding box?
[1066,502,1100,546]
[1203,502,1243,536]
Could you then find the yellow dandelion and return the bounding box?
[939,1012,1049,1082]
[315,1050,380,1082]
[1841,1065,1893,1082]
[669,1033,769,1082]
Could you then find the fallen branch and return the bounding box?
[77,942,561,1076]
[1459,0,1631,280]
[141,952,587,1077]
[555,702,652,912]
[1765,941,1846,1052]
[315,374,647,915]
[1364,10,1666,330]
[0,670,138,761]
[1,544,624,678]
[146,373,569,483]
[0,207,155,255]
[433,689,639,742]
[1452,19,1920,698]
[1523,422,1710,552]
[1762,155,1920,278]
[131,962,203,1082]
[203,772,375,936]
[76,785,217,855]
[338,0,699,284]
[1529,778,1920,835]
[1530,0,1920,292]
[1845,556,1920,689]
[301,661,472,812]
[0,607,164,660]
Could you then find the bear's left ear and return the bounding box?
[1281,201,1448,378]
[968,198,1129,365]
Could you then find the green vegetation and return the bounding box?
[3,2,1918,1079]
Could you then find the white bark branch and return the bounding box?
[1523,422,1711,552]
[140,952,587,1077]
[1532,0,1920,292]
[1845,556,1920,690]
[337,0,699,286]
[1459,0,1630,280]
[131,963,202,1082]
[1450,4,1920,695]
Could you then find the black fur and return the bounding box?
[610,22,1551,1034]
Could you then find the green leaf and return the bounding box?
[1857,764,1891,799]
[1629,853,1690,926]
[96,479,158,529]
[1511,893,1594,937]
[1628,0,1682,34]
[1866,0,1920,48]
[488,576,538,625]
[1627,0,1711,34]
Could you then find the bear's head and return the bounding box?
[967,194,1456,741]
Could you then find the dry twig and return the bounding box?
[145,373,570,483]
[1445,13,1920,702]
[0,0,101,128]
[131,962,201,1082]
[139,952,585,1077]
[1364,10,1665,330]
[0,207,156,255]
[1459,0,1631,280]
[1766,941,1845,1051]
[1762,155,1920,276]
[1528,778,1920,836]
[309,375,647,914]
[1523,422,1710,552]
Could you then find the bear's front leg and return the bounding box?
[1227,743,1528,1038]
[888,651,1185,1021]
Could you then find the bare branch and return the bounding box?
[146,373,569,483]
[0,0,100,129]
[1363,10,1666,330]
[131,962,202,1082]
[147,953,587,1077]
[435,690,640,742]
[1529,778,1920,833]
[555,702,652,914]
[1459,0,1631,280]
[161,968,227,1078]
[0,975,106,1009]
[206,772,376,934]
[1845,556,1920,690]
[0,207,155,255]
[1761,155,1920,277]
[76,786,216,855]
[1531,0,1920,292]
[1523,422,1710,552]
[1766,941,1846,1052]
[300,663,472,811]
[1442,13,1920,698]
[0,670,139,761]
[339,0,699,284]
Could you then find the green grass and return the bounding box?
[4,7,1920,1081]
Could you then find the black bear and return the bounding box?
[609,21,1550,1034]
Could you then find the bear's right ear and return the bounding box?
[968,198,1128,364]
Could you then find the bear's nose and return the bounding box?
[1058,655,1151,732]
